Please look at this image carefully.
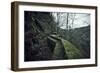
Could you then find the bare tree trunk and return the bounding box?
[66,13,69,30]
[71,13,76,29]
[56,12,60,33]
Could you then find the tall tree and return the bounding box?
[66,13,69,30]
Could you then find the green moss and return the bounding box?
[48,34,82,59]
[61,39,81,59]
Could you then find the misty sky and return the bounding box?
[52,12,90,29]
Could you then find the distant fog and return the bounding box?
[52,12,90,29]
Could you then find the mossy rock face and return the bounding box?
[48,35,82,59]
[52,39,66,60]
[61,39,82,59]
